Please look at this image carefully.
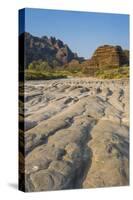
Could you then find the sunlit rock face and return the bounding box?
[19,32,81,68]
[87,45,129,68]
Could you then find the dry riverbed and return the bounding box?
[22,78,129,191]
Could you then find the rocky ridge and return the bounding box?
[19,33,129,69]
[19,32,83,68]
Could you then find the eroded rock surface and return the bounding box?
[20,32,83,68]
[87,45,129,68]
[23,78,129,191]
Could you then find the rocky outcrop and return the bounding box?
[19,32,129,69]
[19,32,82,68]
[87,45,129,68]
[124,50,129,62]
[20,78,129,191]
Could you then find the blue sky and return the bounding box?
[21,8,129,58]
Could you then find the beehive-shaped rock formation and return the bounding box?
[88,45,129,68]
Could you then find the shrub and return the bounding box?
[28,60,51,71]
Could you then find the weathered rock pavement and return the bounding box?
[23,78,129,191]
